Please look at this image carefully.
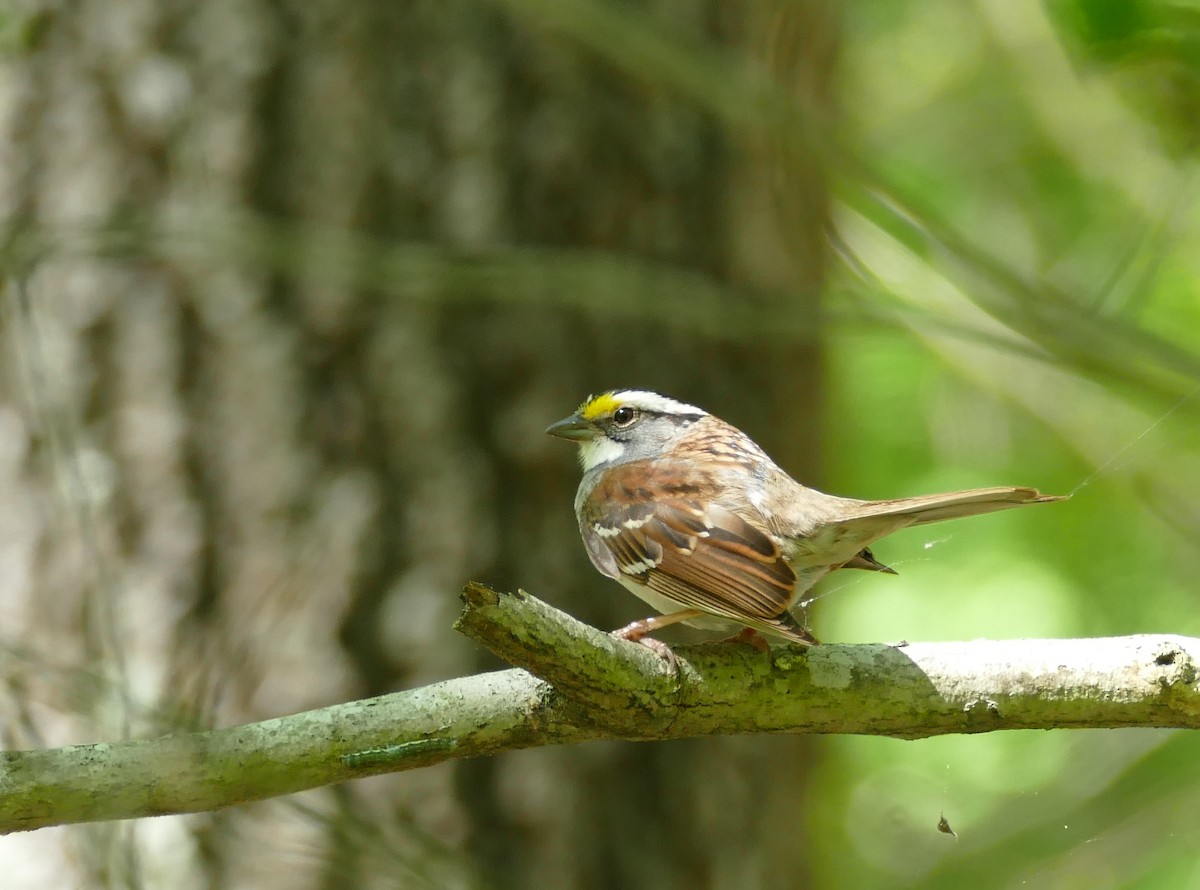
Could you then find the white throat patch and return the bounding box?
[578,436,626,472]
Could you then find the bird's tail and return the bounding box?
[843,486,1065,526]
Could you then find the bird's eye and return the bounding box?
[612,406,638,427]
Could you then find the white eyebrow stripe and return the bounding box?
[610,390,707,416]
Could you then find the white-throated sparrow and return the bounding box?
[547,389,1063,648]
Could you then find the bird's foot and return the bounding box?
[612,621,679,666]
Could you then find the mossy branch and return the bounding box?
[1,582,1197,834]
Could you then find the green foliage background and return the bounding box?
[813,2,1200,885]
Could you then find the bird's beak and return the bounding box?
[546,413,599,442]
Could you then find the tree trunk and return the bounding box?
[0,0,837,886]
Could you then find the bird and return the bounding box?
[546,389,1064,650]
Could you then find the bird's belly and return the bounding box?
[614,576,742,632]
[790,564,833,597]
[785,525,865,572]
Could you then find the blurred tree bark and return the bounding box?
[0,0,837,887]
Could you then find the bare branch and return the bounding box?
[1,583,1196,834]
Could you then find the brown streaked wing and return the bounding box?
[581,462,797,622]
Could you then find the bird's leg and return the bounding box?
[612,609,704,661]
[719,627,771,653]
[612,609,704,640]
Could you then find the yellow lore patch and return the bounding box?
[578,391,620,420]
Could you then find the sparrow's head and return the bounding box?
[546,390,708,473]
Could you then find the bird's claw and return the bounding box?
[611,624,679,669]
